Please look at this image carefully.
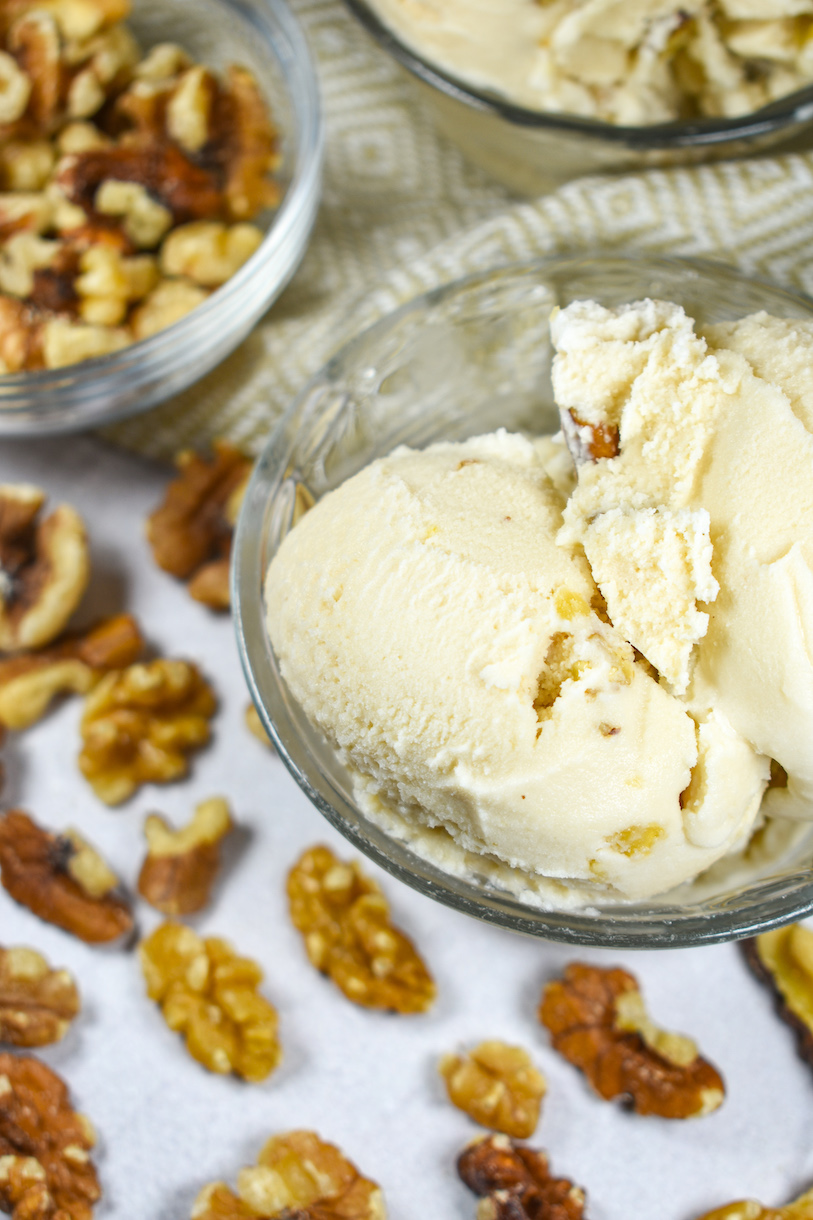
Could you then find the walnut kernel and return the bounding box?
[129,275,207,340]
[146,441,252,610]
[244,703,272,748]
[539,962,725,1118]
[0,1052,100,1220]
[287,845,436,1014]
[137,796,232,916]
[0,944,79,1048]
[78,657,216,804]
[439,1041,546,1139]
[695,1185,813,1220]
[0,485,89,652]
[0,612,144,730]
[0,809,133,943]
[139,921,281,1082]
[191,1129,386,1220]
[458,1134,586,1220]
[743,924,813,1069]
[159,221,263,287]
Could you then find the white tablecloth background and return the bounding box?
[2,434,812,1220]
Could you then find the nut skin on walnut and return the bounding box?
[0,944,80,1048]
[439,1041,546,1139]
[0,613,144,731]
[559,409,620,466]
[287,845,436,1015]
[190,1130,386,1220]
[139,921,281,1083]
[0,485,90,653]
[742,924,813,1070]
[538,962,725,1119]
[457,1134,586,1220]
[78,657,216,805]
[0,809,133,944]
[695,1185,813,1220]
[0,1051,100,1220]
[137,796,232,916]
[146,441,252,610]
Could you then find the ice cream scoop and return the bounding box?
[552,300,813,824]
[265,429,766,902]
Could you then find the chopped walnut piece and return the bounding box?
[538,962,725,1118]
[139,921,281,1082]
[560,409,620,465]
[0,944,79,1047]
[160,220,262,287]
[146,441,252,610]
[216,65,281,222]
[128,275,207,340]
[0,613,144,730]
[78,657,216,804]
[191,1130,386,1220]
[138,796,232,916]
[287,845,436,1014]
[244,703,272,748]
[439,1041,546,1139]
[0,1051,100,1220]
[458,1134,586,1220]
[40,315,128,366]
[0,809,133,943]
[0,485,89,653]
[695,1185,813,1220]
[0,295,40,371]
[0,50,32,125]
[742,924,813,1069]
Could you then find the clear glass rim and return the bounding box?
[342,0,813,147]
[233,254,813,948]
[0,0,324,431]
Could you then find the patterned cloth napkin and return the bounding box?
[105,0,813,461]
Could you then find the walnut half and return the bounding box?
[78,657,216,804]
[457,1134,586,1220]
[538,962,725,1119]
[0,944,79,1048]
[287,845,436,1015]
[139,921,281,1083]
[0,485,90,653]
[191,1130,386,1220]
[0,1052,100,1220]
[439,1041,546,1139]
[742,924,813,1070]
[137,796,232,915]
[696,1184,813,1220]
[0,809,133,944]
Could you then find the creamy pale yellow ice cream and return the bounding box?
[365,0,813,124]
[552,300,813,827]
[265,425,774,904]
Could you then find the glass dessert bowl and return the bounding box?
[343,0,813,195]
[0,0,322,435]
[234,255,813,948]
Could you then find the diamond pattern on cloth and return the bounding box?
[104,0,813,461]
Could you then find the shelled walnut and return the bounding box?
[244,703,272,749]
[0,944,79,1047]
[0,612,143,729]
[0,2,280,373]
[439,1041,546,1139]
[0,1051,100,1220]
[539,962,725,1118]
[742,924,813,1068]
[0,484,89,652]
[287,845,436,1015]
[0,809,132,943]
[146,441,253,610]
[138,796,232,916]
[139,921,281,1082]
[191,1130,386,1220]
[78,657,216,804]
[457,1134,586,1220]
[696,1185,813,1219]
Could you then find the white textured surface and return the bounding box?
[1,435,812,1220]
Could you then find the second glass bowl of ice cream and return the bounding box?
[234,255,813,947]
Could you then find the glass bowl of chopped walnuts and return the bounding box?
[342,0,813,196]
[235,254,813,949]
[0,0,322,434]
